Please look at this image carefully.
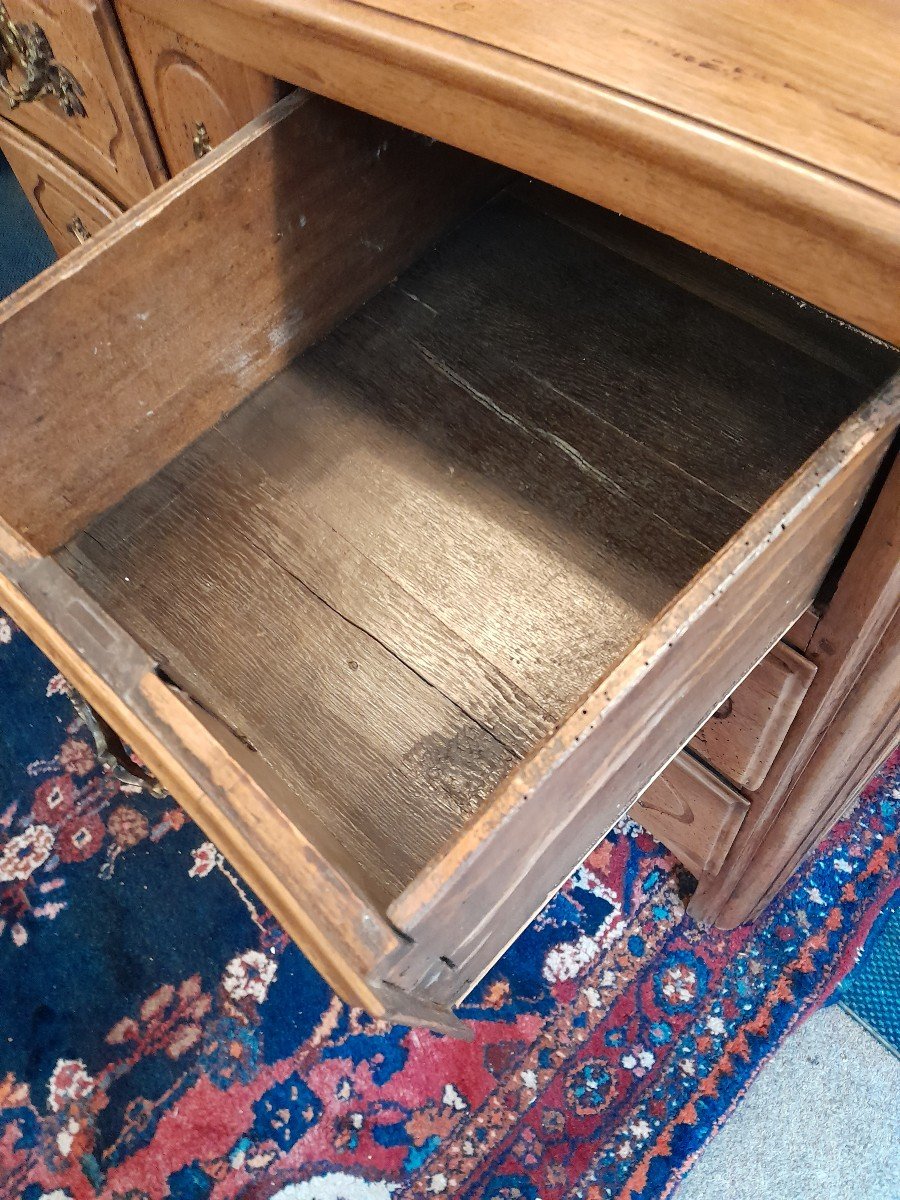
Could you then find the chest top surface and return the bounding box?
[126,0,900,339]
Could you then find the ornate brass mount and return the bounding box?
[0,1,86,117]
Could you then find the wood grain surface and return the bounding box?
[115,0,281,174]
[129,0,900,340]
[0,90,500,553]
[0,118,123,253]
[0,520,404,1021]
[384,378,898,1005]
[62,194,888,925]
[360,0,898,194]
[689,642,816,791]
[691,447,900,926]
[632,754,749,877]
[784,609,820,655]
[722,610,899,921]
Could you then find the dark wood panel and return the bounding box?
[393,197,877,518]
[518,182,898,388]
[60,454,515,907]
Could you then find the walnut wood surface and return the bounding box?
[1,0,165,205]
[384,379,897,1006]
[632,754,749,877]
[131,0,900,340]
[691,447,900,927]
[62,195,891,933]
[115,1,280,174]
[689,642,817,792]
[0,118,123,253]
[0,90,500,553]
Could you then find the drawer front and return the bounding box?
[115,0,281,175]
[0,118,122,254]
[0,92,896,1031]
[689,639,817,791]
[0,0,164,205]
[633,753,749,877]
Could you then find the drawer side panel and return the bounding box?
[385,383,898,1005]
[0,518,404,1019]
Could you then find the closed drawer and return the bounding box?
[633,754,749,877]
[114,0,281,174]
[0,93,897,1033]
[634,624,817,874]
[0,0,164,205]
[0,118,122,253]
[689,636,817,791]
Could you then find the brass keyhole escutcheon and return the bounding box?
[192,120,212,160]
[67,215,90,245]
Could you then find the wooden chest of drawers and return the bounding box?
[1,91,896,1032]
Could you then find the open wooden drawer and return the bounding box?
[1,92,897,1034]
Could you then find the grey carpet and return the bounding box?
[676,1005,900,1200]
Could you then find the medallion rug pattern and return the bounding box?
[0,612,896,1199]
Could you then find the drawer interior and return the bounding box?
[56,181,891,915]
[1,92,896,1017]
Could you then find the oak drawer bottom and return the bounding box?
[56,189,882,913]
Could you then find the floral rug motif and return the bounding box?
[0,611,897,1200]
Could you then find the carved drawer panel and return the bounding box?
[0,0,164,206]
[689,638,817,791]
[115,0,280,175]
[0,116,121,253]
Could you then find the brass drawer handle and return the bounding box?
[0,0,86,117]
